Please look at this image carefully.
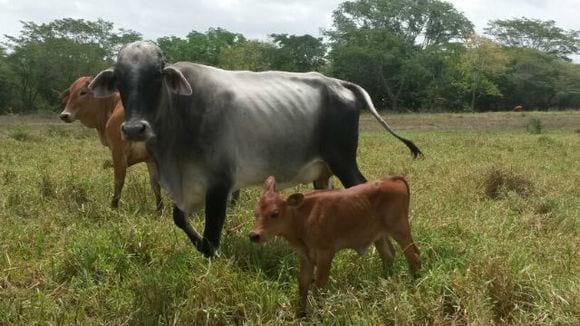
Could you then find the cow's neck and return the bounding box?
[85,94,119,147]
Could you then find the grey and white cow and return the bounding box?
[90,41,421,257]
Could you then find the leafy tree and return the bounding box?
[269,34,326,72]
[0,46,13,112]
[218,40,274,71]
[500,48,560,109]
[485,18,580,60]
[458,35,509,111]
[158,28,246,66]
[327,0,473,111]
[3,19,141,112]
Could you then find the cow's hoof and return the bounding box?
[198,240,217,258]
[111,199,119,209]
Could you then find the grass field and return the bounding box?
[1,111,579,324]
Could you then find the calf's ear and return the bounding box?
[89,68,116,98]
[163,66,192,96]
[287,193,305,207]
[263,176,276,192]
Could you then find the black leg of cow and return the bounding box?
[200,184,230,257]
[172,205,202,247]
[327,161,367,188]
[229,190,241,206]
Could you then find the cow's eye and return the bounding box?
[79,90,88,96]
[270,211,279,219]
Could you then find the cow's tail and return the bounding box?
[343,82,422,159]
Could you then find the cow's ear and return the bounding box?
[287,193,305,207]
[263,176,276,192]
[89,68,116,98]
[163,66,192,96]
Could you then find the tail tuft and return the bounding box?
[401,138,423,159]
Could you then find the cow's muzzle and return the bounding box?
[121,120,152,141]
[59,112,73,123]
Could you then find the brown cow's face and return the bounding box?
[249,177,304,243]
[59,77,95,124]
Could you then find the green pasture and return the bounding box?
[0,112,579,324]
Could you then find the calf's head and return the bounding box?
[249,176,305,243]
[89,41,192,141]
[59,76,98,124]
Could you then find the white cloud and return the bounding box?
[1,0,579,46]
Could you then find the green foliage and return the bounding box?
[2,6,580,113]
[327,0,474,111]
[1,19,141,113]
[157,28,246,65]
[485,17,580,60]
[458,35,509,111]
[218,40,274,71]
[269,34,326,72]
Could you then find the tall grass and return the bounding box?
[0,114,579,324]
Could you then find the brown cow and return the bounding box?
[60,76,162,211]
[249,176,421,315]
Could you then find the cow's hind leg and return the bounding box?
[172,205,202,247]
[200,182,231,257]
[324,157,366,188]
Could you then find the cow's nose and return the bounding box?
[249,232,261,243]
[121,121,148,140]
[59,112,71,122]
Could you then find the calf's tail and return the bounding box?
[343,82,422,159]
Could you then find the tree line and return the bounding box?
[2,0,580,113]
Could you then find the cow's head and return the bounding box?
[249,176,305,243]
[59,76,100,124]
[89,41,192,142]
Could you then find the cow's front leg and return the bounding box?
[172,205,202,247]
[200,183,230,257]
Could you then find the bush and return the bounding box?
[526,118,542,134]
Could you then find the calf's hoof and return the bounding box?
[110,199,119,209]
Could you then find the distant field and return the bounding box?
[1,111,579,324]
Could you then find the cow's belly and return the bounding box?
[233,158,328,191]
[179,177,207,214]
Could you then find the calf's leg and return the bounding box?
[298,256,314,317]
[314,251,335,288]
[390,226,421,277]
[375,237,395,270]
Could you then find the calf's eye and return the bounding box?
[270,211,279,219]
[79,90,88,96]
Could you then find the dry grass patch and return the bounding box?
[482,165,535,199]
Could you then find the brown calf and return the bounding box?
[60,76,162,211]
[249,176,421,314]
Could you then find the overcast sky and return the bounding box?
[2,0,580,42]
